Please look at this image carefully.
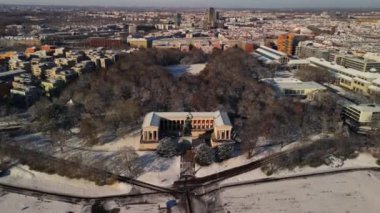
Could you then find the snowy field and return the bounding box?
[0,165,132,197]
[196,134,328,177]
[0,191,168,213]
[93,134,181,186]
[7,132,180,189]
[222,153,379,184]
[216,170,380,213]
[0,192,85,213]
[137,154,180,186]
[165,63,206,77]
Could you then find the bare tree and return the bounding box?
[50,129,69,153]
[295,65,335,83]
[111,146,141,178]
[80,117,98,146]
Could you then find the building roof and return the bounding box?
[261,78,326,91]
[308,57,377,78]
[0,69,27,79]
[348,104,380,113]
[277,81,326,90]
[259,45,287,57]
[142,112,161,128]
[288,59,310,65]
[142,111,232,129]
[256,48,281,60]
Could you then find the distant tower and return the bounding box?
[206,7,217,28]
[128,24,137,36]
[174,13,182,27]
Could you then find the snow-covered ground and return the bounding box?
[196,134,328,177]
[216,170,380,213]
[222,153,379,184]
[92,135,181,186]
[0,192,86,213]
[0,165,132,197]
[137,153,180,186]
[165,63,206,77]
[91,133,141,152]
[0,191,170,213]
[9,132,180,188]
[196,146,279,177]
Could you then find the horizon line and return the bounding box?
[1,3,380,10]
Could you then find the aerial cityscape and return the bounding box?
[0,1,380,213]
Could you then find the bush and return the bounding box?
[261,164,276,176]
[377,159,380,166]
[195,144,214,166]
[216,144,234,162]
[156,137,178,158]
[176,139,192,155]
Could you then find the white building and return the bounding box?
[342,104,380,134]
[140,111,232,150]
[254,46,289,65]
[261,78,326,98]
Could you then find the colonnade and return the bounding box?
[215,129,231,140]
[159,119,214,131]
[142,130,159,141]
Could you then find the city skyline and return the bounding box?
[2,0,380,8]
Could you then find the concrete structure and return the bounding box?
[288,59,310,70]
[152,37,217,53]
[342,104,380,134]
[261,78,326,99]
[174,13,182,27]
[0,51,17,60]
[128,24,137,35]
[140,111,232,150]
[0,80,10,99]
[254,45,289,65]
[86,37,123,48]
[296,45,330,61]
[277,33,309,56]
[0,69,27,81]
[206,7,217,28]
[308,57,380,96]
[334,55,380,73]
[127,38,152,48]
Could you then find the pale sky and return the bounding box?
[1,0,380,8]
